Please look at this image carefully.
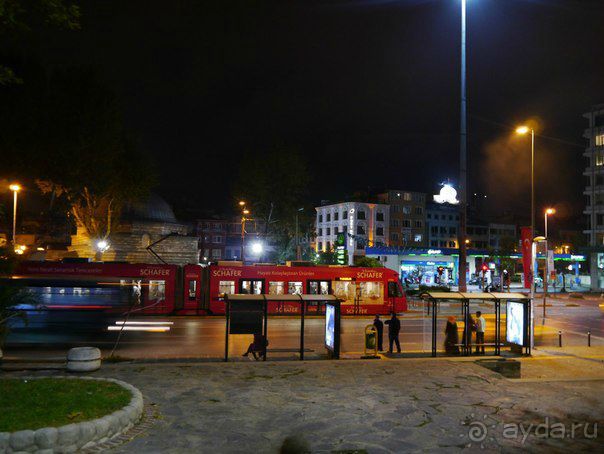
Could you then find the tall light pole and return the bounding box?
[295,207,304,260]
[543,208,555,315]
[516,126,535,299]
[240,203,250,263]
[457,0,468,292]
[9,184,21,247]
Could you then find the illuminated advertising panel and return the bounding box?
[506,301,525,346]
[325,304,335,351]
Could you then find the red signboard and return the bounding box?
[520,226,532,289]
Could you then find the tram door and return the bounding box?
[240,279,264,294]
[307,280,331,314]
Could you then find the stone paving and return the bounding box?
[6,358,603,453]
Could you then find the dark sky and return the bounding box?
[42,0,604,225]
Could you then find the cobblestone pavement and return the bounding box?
[7,359,603,453]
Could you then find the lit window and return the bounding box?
[596,150,604,166]
[288,282,303,294]
[219,280,235,296]
[596,134,604,146]
[403,193,412,201]
[269,282,285,295]
[414,234,422,242]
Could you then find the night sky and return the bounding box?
[40,0,604,225]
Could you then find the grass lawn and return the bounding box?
[0,378,132,432]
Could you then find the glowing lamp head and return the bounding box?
[9,184,21,192]
[251,242,263,254]
[96,240,109,252]
[238,201,246,206]
[515,126,530,135]
[243,209,250,215]
[546,208,555,215]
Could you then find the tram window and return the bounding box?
[288,282,303,295]
[219,280,235,296]
[188,280,197,300]
[308,280,330,295]
[149,280,166,302]
[241,280,263,294]
[388,282,403,298]
[269,281,285,295]
[333,281,355,304]
[359,281,384,304]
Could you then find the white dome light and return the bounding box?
[433,184,459,204]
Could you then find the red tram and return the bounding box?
[12,261,406,315]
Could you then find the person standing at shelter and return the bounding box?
[475,311,486,354]
[444,316,460,355]
[385,313,401,354]
[373,314,384,351]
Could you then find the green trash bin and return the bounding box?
[364,325,378,356]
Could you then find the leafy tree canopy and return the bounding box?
[1,66,156,239]
[233,144,313,238]
[0,0,80,84]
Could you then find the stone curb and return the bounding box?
[0,376,144,454]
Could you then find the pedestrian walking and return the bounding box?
[385,312,401,353]
[444,316,460,355]
[475,311,486,354]
[373,314,384,351]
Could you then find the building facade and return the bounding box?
[378,190,427,247]
[196,218,228,261]
[315,202,389,265]
[583,104,604,289]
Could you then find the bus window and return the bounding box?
[241,280,263,294]
[269,281,285,295]
[219,280,235,297]
[188,280,197,300]
[333,281,355,304]
[288,282,303,295]
[388,281,403,298]
[308,280,330,295]
[359,281,383,304]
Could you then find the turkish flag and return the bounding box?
[520,226,533,289]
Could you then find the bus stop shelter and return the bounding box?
[422,292,532,357]
[223,294,341,362]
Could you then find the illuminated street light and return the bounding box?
[516,125,536,303]
[239,201,246,206]
[96,240,110,252]
[251,242,263,255]
[14,244,27,255]
[243,209,250,215]
[9,183,21,246]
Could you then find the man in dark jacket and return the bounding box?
[373,315,384,351]
[385,313,401,353]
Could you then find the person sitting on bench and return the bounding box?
[243,333,268,360]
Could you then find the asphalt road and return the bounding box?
[5,297,603,359]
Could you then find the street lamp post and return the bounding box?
[238,201,250,263]
[516,126,535,300]
[9,184,21,246]
[543,208,555,316]
[458,0,468,292]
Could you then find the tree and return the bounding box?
[0,248,36,355]
[0,0,80,84]
[2,67,156,250]
[353,256,383,268]
[233,145,313,261]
